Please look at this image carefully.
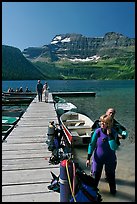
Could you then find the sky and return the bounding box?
[2,2,135,51]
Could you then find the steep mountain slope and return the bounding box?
[2,32,135,80]
[2,45,46,80]
[22,32,135,62]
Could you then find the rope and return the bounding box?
[72,162,76,195]
[66,159,76,202]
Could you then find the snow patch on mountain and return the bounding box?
[68,55,100,62]
[51,35,71,44]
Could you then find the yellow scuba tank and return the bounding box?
[47,121,55,142]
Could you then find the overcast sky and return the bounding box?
[2,2,135,51]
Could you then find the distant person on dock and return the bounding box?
[43,82,49,102]
[10,88,14,92]
[25,87,31,92]
[36,80,43,102]
[86,114,119,195]
[7,87,11,92]
[19,87,23,92]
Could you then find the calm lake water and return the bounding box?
[2,80,135,144]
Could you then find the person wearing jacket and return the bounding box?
[92,108,128,143]
[36,80,43,102]
[43,81,49,103]
[86,114,119,195]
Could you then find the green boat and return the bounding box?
[2,108,24,118]
[2,124,14,142]
[2,97,33,105]
[53,96,66,103]
[2,124,14,135]
[2,116,19,125]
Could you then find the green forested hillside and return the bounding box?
[34,46,135,80]
[2,44,135,80]
[2,45,46,80]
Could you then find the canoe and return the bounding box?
[2,95,34,100]
[55,102,77,116]
[2,124,14,138]
[2,116,19,125]
[2,108,25,117]
[53,96,66,103]
[60,111,94,146]
[2,97,33,105]
[2,91,37,97]
[2,124,14,142]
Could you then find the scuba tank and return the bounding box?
[47,121,55,150]
[47,121,55,141]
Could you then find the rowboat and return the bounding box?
[2,95,34,100]
[2,108,25,117]
[2,124,14,141]
[54,96,77,116]
[60,111,94,146]
[2,91,37,97]
[55,102,77,116]
[2,116,19,125]
[53,96,66,103]
[2,97,34,105]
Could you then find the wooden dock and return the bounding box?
[2,93,60,202]
[52,91,96,97]
[2,92,135,202]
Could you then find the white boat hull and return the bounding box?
[60,111,94,146]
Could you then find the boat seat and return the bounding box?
[65,119,85,126]
[67,125,91,130]
[65,112,78,120]
[71,131,79,137]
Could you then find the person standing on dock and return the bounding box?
[25,87,31,92]
[91,107,128,181]
[36,80,43,102]
[92,108,128,145]
[86,114,119,195]
[43,82,49,102]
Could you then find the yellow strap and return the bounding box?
[72,162,76,195]
[66,159,76,202]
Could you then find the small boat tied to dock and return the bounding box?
[2,91,36,106]
[2,97,34,106]
[53,96,77,116]
[2,107,25,118]
[2,91,37,97]
[2,124,14,142]
[55,102,77,116]
[2,116,19,125]
[60,111,94,146]
[2,116,20,142]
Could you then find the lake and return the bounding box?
[2,79,135,144]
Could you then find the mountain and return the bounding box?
[22,32,135,62]
[2,32,135,80]
[2,45,46,80]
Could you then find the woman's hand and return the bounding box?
[107,128,111,135]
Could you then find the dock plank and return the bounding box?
[2,93,60,202]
